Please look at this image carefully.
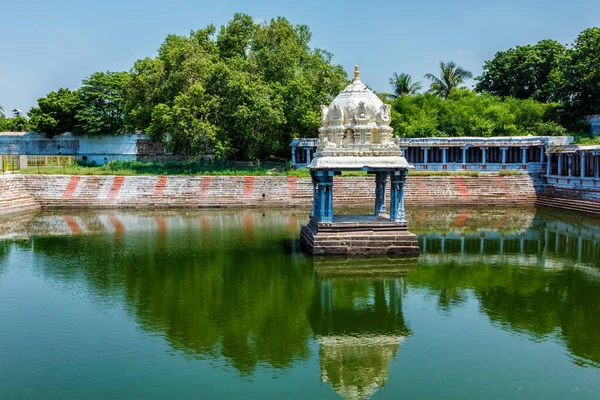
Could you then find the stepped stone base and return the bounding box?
[300,215,420,256]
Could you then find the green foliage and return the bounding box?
[391,89,567,138]
[23,13,346,159]
[125,13,348,159]
[28,88,79,136]
[76,71,130,135]
[1,116,29,132]
[560,28,600,123]
[476,40,567,102]
[425,61,473,99]
[389,73,422,98]
[477,28,600,130]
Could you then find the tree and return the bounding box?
[425,61,473,99]
[3,116,29,132]
[28,88,80,136]
[389,73,422,98]
[476,40,567,102]
[127,14,347,160]
[391,89,566,138]
[561,28,600,120]
[0,104,4,118]
[75,71,131,135]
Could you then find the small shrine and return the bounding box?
[300,66,419,255]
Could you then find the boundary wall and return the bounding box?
[536,185,600,215]
[11,174,537,210]
[0,175,41,216]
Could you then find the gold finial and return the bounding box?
[353,65,360,81]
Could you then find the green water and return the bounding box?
[0,207,599,399]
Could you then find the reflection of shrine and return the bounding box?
[310,271,412,399]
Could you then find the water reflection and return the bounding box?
[1,207,600,398]
[310,268,412,399]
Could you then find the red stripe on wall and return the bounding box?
[455,176,470,198]
[62,176,81,198]
[243,176,254,198]
[63,215,82,235]
[154,176,167,196]
[200,176,211,196]
[108,176,125,200]
[288,176,297,194]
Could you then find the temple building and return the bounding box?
[292,135,572,172]
[300,66,419,255]
[546,144,600,190]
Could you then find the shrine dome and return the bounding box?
[319,66,389,133]
[308,65,412,170]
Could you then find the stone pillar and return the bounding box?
[461,146,467,164]
[17,155,28,170]
[291,145,296,165]
[501,147,507,164]
[557,154,562,176]
[390,170,407,223]
[581,152,586,178]
[319,180,326,220]
[305,148,311,165]
[481,147,487,164]
[595,155,599,179]
[423,147,429,164]
[374,172,388,215]
[521,147,528,165]
[568,155,573,177]
[311,172,319,217]
[441,147,448,164]
[315,170,334,223]
[546,153,552,176]
[540,146,545,163]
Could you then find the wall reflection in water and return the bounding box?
[1,206,600,398]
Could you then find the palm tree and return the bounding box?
[0,104,4,118]
[389,73,422,98]
[424,61,473,99]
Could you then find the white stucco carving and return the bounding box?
[309,66,409,169]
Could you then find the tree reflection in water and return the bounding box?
[2,206,600,398]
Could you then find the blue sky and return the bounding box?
[1,0,599,113]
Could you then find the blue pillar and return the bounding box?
[557,154,562,176]
[374,172,388,215]
[326,174,334,222]
[319,180,326,220]
[314,170,334,223]
[311,171,319,218]
[390,170,407,223]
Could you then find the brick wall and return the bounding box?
[0,175,41,215]
[14,174,537,210]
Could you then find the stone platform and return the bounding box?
[300,215,419,256]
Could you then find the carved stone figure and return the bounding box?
[332,105,343,122]
[355,101,368,122]
[377,104,391,125]
[320,105,329,123]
